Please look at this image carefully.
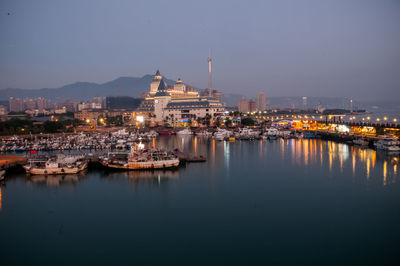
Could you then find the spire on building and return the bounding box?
[154,78,170,97]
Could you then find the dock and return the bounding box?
[0,155,27,178]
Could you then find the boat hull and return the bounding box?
[102,159,180,170]
[25,162,88,175]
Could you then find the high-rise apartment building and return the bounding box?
[249,100,257,112]
[9,97,24,112]
[238,99,249,113]
[256,92,266,111]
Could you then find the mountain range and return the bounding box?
[0,75,176,102]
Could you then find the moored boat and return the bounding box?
[353,137,369,146]
[176,128,193,135]
[24,155,88,175]
[374,136,400,151]
[101,149,180,170]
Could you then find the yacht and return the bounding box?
[374,136,400,151]
[213,128,231,140]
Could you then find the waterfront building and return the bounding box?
[256,92,266,111]
[153,80,172,122]
[137,70,225,125]
[163,97,225,125]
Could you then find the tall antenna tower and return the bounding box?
[208,49,212,97]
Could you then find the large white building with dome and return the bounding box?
[137,70,225,124]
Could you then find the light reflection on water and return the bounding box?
[3,136,399,189]
[1,136,400,265]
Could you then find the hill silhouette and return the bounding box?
[0,75,176,101]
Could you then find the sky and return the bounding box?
[0,0,399,101]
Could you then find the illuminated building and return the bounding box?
[139,70,224,124]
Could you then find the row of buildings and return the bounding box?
[238,92,267,113]
[9,97,53,113]
[4,70,227,126]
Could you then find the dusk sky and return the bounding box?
[0,0,399,101]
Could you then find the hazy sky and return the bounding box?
[0,0,399,101]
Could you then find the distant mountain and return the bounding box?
[0,75,176,101]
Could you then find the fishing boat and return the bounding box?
[101,149,179,170]
[24,155,88,175]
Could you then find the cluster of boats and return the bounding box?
[177,127,316,141]
[0,129,158,152]
[1,127,399,178]
[178,127,400,151]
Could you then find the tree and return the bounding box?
[241,117,255,126]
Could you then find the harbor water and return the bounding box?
[1,136,400,265]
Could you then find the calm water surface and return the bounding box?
[1,136,400,265]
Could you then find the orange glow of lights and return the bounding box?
[383,161,387,186]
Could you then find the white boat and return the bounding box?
[101,150,179,170]
[374,136,400,151]
[264,128,279,140]
[24,156,88,175]
[176,128,193,135]
[214,128,231,140]
[353,138,369,146]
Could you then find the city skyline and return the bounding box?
[1,0,399,102]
